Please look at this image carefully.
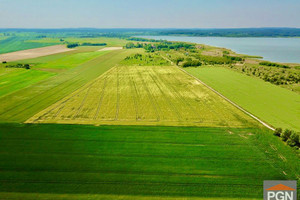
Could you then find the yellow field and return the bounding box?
[27,65,257,127]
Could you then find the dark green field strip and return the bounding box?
[0,124,254,144]
[0,154,283,179]
[0,124,298,199]
[0,37,57,54]
[0,182,262,198]
[0,49,136,122]
[0,140,268,161]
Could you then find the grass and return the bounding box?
[0,193,259,200]
[0,49,141,122]
[0,47,111,101]
[0,68,55,98]
[27,50,108,70]
[0,36,58,54]
[0,124,298,199]
[184,66,300,131]
[27,65,257,127]
[29,37,129,47]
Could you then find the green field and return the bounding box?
[23,49,109,70]
[29,37,129,47]
[27,65,257,127]
[0,49,142,122]
[0,34,299,200]
[0,124,298,200]
[0,68,55,98]
[0,36,57,54]
[185,66,300,131]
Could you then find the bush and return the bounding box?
[81,43,106,46]
[182,60,202,68]
[2,61,7,64]
[274,128,299,149]
[260,61,290,69]
[273,128,282,136]
[290,132,299,146]
[281,129,292,141]
[5,63,30,69]
[286,138,296,147]
[67,43,79,48]
[175,57,184,65]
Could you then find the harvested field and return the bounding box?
[27,65,257,127]
[0,45,73,62]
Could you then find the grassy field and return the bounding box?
[27,65,257,127]
[0,68,55,98]
[0,47,117,99]
[0,124,298,200]
[0,49,142,122]
[0,35,299,200]
[0,36,57,54]
[185,66,300,131]
[24,50,109,70]
[29,37,129,47]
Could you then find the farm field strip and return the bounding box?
[0,45,73,62]
[0,49,138,122]
[28,65,257,127]
[184,67,300,131]
[0,36,58,54]
[0,124,298,199]
[0,69,55,98]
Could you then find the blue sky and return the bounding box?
[0,0,299,28]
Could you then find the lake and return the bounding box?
[139,36,300,64]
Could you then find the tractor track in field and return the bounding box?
[135,66,160,121]
[155,67,200,121]
[147,68,182,121]
[128,68,140,121]
[94,73,109,120]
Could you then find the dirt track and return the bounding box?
[0,45,73,62]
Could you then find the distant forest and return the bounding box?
[1,28,300,37]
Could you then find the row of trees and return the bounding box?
[228,65,300,85]
[182,60,202,68]
[124,41,195,52]
[67,43,79,48]
[5,63,30,69]
[193,54,236,65]
[273,128,299,149]
[260,61,290,69]
[67,42,107,48]
[81,42,106,46]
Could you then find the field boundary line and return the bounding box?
[161,55,274,131]
[177,66,275,131]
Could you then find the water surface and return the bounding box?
[139,36,300,64]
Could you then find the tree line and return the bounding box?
[273,128,299,150]
[5,63,30,69]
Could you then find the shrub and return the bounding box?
[182,60,202,68]
[273,128,282,136]
[67,43,79,48]
[259,61,290,69]
[175,57,184,65]
[81,43,106,46]
[290,132,299,146]
[2,61,7,64]
[5,63,30,69]
[281,129,292,141]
